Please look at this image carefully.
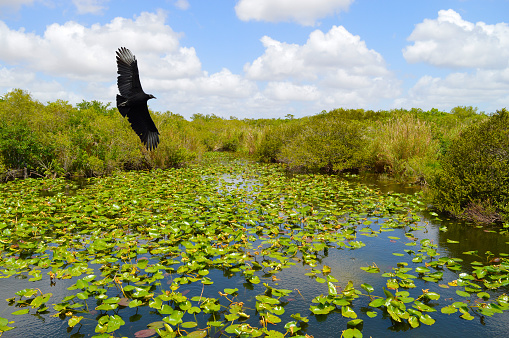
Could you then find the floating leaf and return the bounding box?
[164,310,184,326]
[134,329,156,337]
[419,314,435,325]
[423,292,440,300]
[343,328,362,338]
[441,305,457,314]
[249,276,260,284]
[369,298,385,308]
[11,309,29,315]
[181,322,198,328]
[460,312,475,320]
[361,283,374,293]
[341,306,357,319]
[477,292,490,300]
[408,316,419,328]
[366,311,377,318]
[315,277,326,284]
[117,298,130,307]
[68,316,83,328]
[456,290,471,298]
[187,331,207,338]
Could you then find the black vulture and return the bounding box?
[116,47,160,151]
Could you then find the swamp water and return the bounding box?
[0,156,508,338]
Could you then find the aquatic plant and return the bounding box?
[0,154,508,337]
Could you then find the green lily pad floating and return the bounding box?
[68,316,83,328]
[456,290,471,298]
[441,305,458,314]
[460,312,475,320]
[342,306,357,319]
[181,322,198,329]
[361,283,374,293]
[11,309,29,316]
[343,328,362,338]
[420,314,435,326]
[366,311,378,318]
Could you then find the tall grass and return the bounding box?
[370,115,439,181]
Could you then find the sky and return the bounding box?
[1,0,509,119]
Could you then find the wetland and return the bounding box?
[1,154,508,337]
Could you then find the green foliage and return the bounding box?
[0,89,200,178]
[281,116,368,172]
[2,89,504,222]
[255,121,304,163]
[0,121,55,171]
[427,109,509,222]
[370,115,439,180]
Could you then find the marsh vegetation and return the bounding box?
[0,89,508,337]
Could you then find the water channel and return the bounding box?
[0,159,508,337]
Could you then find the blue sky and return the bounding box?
[1,0,509,118]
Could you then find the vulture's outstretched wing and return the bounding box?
[116,47,160,151]
[116,47,143,98]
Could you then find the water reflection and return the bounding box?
[2,168,509,337]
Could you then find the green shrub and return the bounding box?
[255,122,304,163]
[0,89,202,178]
[281,117,369,172]
[427,109,509,222]
[0,121,55,173]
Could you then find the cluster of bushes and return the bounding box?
[1,88,506,223]
[427,109,509,223]
[255,106,486,181]
[0,89,201,178]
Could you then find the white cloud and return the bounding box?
[0,66,86,103]
[244,37,304,81]
[245,26,390,81]
[174,0,189,10]
[235,0,353,26]
[265,82,320,101]
[0,66,35,87]
[0,11,188,81]
[0,9,400,118]
[153,68,256,98]
[72,0,109,15]
[395,70,509,111]
[403,9,509,69]
[0,10,261,117]
[0,0,35,9]
[398,10,509,112]
[244,25,399,108]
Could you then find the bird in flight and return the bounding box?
[116,47,160,151]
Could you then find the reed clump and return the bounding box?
[370,115,439,181]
